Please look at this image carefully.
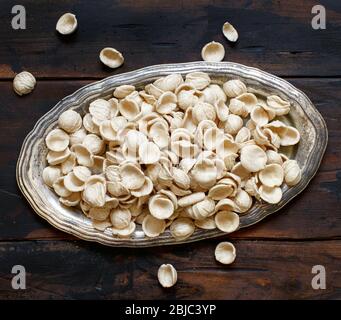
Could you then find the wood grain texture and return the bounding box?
[0,0,340,78]
[0,240,340,299]
[0,79,340,241]
[0,0,340,300]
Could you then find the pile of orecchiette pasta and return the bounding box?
[43,72,302,245]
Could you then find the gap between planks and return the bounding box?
[1,76,341,82]
[0,237,341,243]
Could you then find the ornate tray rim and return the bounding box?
[16,61,328,247]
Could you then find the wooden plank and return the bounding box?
[0,78,340,241]
[0,240,340,299]
[0,0,340,78]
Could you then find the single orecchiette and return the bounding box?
[56,13,77,35]
[13,71,36,96]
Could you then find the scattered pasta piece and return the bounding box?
[222,22,238,42]
[201,41,225,62]
[56,13,77,35]
[215,242,236,264]
[13,71,36,96]
[158,264,177,288]
[99,47,124,69]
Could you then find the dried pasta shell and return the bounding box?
[266,150,283,165]
[178,192,205,207]
[203,127,224,151]
[149,122,170,149]
[61,153,76,174]
[280,126,300,146]
[203,84,227,104]
[53,177,72,198]
[172,168,190,190]
[114,85,135,99]
[223,153,238,171]
[45,129,69,152]
[140,91,157,105]
[71,144,94,167]
[110,207,131,229]
[235,127,251,144]
[222,22,238,42]
[64,172,85,192]
[145,83,164,99]
[99,47,124,69]
[201,41,225,62]
[230,163,250,182]
[170,217,195,240]
[240,145,267,172]
[119,163,145,190]
[185,72,211,90]
[43,166,62,187]
[92,220,112,231]
[125,129,148,153]
[190,197,215,220]
[191,159,217,188]
[215,198,236,212]
[82,176,106,208]
[154,74,183,92]
[244,176,260,198]
[259,164,284,187]
[195,217,216,230]
[107,181,129,197]
[215,242,236,264]
[83,114,100,135]
[131,176,153,197]
[181,107,197,134]
[59,192,81,207]
[119,98,140,121]
[214,99,229,122]
[99,120,116,141]
[215,211,239,233]
[149,194,174,219]
[58,110,82,133]
[250,105,269,126]
[223,114,243,135]
[158,264,177,288]
[89,99,112,123]
[142,215,166,237]
[265,95,290,116]
[283,160,301,186]
[259,185,282,204]
[13,71,36,96]
[156,92,177,114]
[82,134,105,155]
[139,141,161,164]
[176,85,199,110]
[234,189,252,213]
[111,221,136,237]
[223,79,247,98]
[89,207,111,222]
[73,166,91,182]
[47,148,71,165]
[69,128,87,146]
[56,13,77,35]
[170,183,191,196]
[208,184,233,200]
[192,102,216,124]
[216,137,239,158]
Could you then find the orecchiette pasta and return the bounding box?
[42,73,301,244]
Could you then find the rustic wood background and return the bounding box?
[0,0,340,299]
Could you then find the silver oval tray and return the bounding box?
[16,62,328,247]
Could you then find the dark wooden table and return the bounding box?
[0,0,340,300]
